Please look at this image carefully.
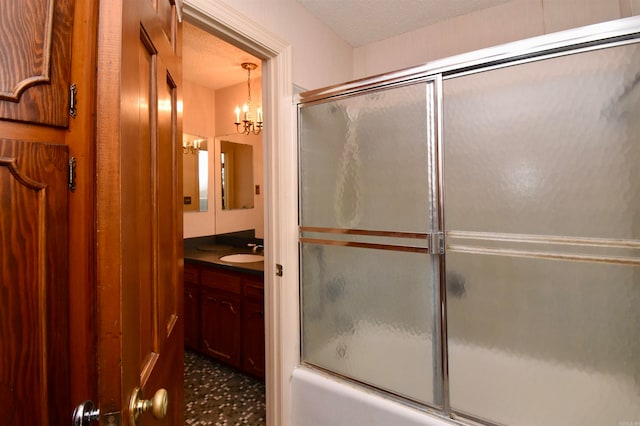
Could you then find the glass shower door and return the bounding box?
[298,78,443,406]
[443,42,640,425]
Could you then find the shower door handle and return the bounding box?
[429,232,445,254]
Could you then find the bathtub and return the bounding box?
[292,321,640,426]
[292,367,451,426]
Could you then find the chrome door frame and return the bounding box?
[296,15,640,426]
[298,16,640,105]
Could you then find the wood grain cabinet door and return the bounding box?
[0,139,70,424]
[184,284,200,350]
[0,0,74,127]
[242,300,266,379]
[201,289,242,369]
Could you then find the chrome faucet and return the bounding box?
[248,243,264,253]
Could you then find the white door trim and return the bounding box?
[182,2,298,425]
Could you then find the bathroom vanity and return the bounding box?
[184,247,265,380]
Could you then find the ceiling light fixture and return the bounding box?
[234,62,262,135]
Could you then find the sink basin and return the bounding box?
[219,254,264,263]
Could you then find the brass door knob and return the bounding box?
[129,387,168,425]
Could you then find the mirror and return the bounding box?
[220,140,254,210]
[183,133,209,212]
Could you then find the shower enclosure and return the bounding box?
[297,17,640,426]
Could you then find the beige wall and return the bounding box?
[183,80,217,238]
[213,133,264,238]
[353,0,640,79]
[182,148,200,212]
[183,77,265,239]
[214,77,264,238]
[183,79,216,136]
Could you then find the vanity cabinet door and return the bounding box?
[200,288,242,369]
[242,275,265,378]
[184,284,200,350]
[242,300,265,379]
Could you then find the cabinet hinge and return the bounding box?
[69,83,77,118]
[68,157,77,192]
[429,232,445,255]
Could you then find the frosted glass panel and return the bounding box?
[299,79,440,405]
[444,42,640,239]
[444,42,640,425]
[301,243,438,405]
[446,253,640,425]
[299,82,434,232]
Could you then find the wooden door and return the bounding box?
[95,1,183,424]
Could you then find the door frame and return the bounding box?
[183,2,298,425]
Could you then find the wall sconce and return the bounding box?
[183,138,205,155]
[234,62,262,135]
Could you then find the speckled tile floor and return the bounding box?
[184,350,266,425]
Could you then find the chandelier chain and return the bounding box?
[247,66,252,105]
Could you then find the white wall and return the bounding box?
[205,0,640,92]
[353,0,640,79]
[215,0,353,90]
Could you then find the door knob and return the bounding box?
[72,400,100,426]
[129,387,168,425]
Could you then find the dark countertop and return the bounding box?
[184,244,264,276]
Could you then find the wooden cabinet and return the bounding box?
[0,0,75,127]
[184,262,265,379]
[184,265,200,350]
[0,140,70,422]
[201,288,242,368]
[242,275,266,378]
[242,300,266,378]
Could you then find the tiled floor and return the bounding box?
[184,350,266,425]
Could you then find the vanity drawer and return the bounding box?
[184,263,199,284]
[201,268,242,294]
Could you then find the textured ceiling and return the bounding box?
[183,21,261,91]
[296,0,513,46]
[184,1,513,88]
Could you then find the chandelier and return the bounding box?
[234,62,263,135]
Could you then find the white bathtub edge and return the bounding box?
[291,366,454,426]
